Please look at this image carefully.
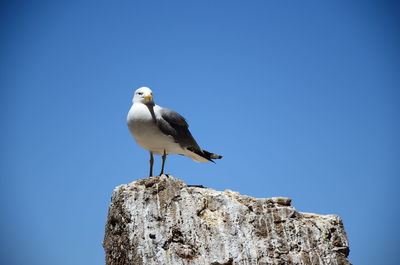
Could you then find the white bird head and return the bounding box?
[133,87,154,105]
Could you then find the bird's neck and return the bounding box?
[130,103,157,123]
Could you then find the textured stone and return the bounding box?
[103,175,351,265]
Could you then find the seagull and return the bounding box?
[127,87,222,177]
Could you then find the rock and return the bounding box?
[103,175,351,265]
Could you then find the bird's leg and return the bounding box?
[149,152,154,177]
[160,150,167,176]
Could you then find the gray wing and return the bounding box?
[157,108,201,151]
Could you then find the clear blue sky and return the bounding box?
[1,1,399,264]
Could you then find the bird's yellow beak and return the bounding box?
[144,93,153,101]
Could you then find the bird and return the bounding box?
[127,86,222,177]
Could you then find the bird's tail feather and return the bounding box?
[187,147,222,163]
[203,150,223,160]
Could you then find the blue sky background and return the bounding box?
[1,1,399,264]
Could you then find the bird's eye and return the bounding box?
[137,92,143,95]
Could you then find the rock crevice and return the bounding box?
[103,175,351,265]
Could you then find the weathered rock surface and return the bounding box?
[103,175,351,265]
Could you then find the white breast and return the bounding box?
[127,103,184,155]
